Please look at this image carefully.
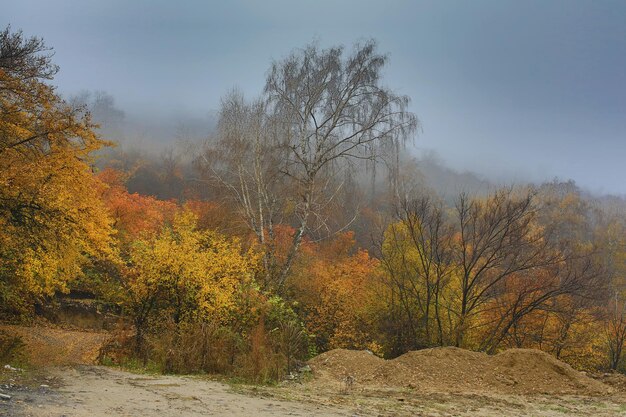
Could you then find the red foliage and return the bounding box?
[98,168,178,240]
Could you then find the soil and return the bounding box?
[1,324,110,367]
[308,347,610,396]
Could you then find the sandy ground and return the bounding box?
[246,383,626,417]
[2,365,626,417]
[1,366,355,417]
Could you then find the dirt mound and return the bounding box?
[0,324,110,367]
[486,348,608,395]
[381,347,489,391]
[308,347,611,396]
[307,349,384,384]
[592,372,626,392]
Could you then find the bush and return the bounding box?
[235,322,287,383]
[152,320,245,375]
[0,330,26,365]
[103,296,312,383]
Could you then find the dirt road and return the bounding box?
[3,366,356,417]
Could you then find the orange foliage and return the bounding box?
[98,168,178,240]
[292,232,381,353]
[183,200,242,233]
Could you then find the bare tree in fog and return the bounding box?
[69,90,125,138]
[199,41,417,292]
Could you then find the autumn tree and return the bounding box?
[596,205,626,369]
[122,210,258,350]
[292,232,381,353]
[98,168,178,242]
[450,189,556,347]
[378,194,456,353]
[197,92,287,285]
[508,181,610,363]
[377,187,606,355]
[607,295,626,370]
[0,26,113,313]
[452,188,602,352]
[201,41,417,293]
[477,256,603,354]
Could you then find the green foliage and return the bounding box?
[265,296,300,329]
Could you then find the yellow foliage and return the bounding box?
[125,210,259,326]
[0,46,114,312]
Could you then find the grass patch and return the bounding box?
[110,356,163,375]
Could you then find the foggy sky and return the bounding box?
[3,0,626,194]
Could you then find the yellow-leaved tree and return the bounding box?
[124,210,258,349]
[0,26,114,314]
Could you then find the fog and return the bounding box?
[4,0,626,195]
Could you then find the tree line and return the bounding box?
[2,26,626,380]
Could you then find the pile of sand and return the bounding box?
[308,347,611,395]
[586,371,626,392]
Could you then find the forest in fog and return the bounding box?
[3,25,626,382]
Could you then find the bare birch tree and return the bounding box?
[200,40,417,293]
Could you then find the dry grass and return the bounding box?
[0,324,110,367]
